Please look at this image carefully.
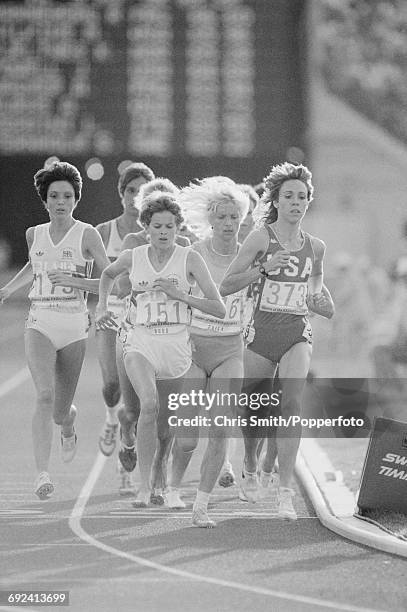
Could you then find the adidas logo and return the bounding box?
[35,251,44,256]
[138,280,148,287]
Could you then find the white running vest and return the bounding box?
[126,244,193,331]
[105,219,128,314]
[28,221,93,313]
[190,240,246,336]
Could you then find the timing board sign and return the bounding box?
[357,417,407,514]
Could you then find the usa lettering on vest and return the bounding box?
[266,255,313,278]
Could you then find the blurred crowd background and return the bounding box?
[1,0,407,385]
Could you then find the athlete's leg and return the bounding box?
[192,356,243,527]
[277,341,312,489]
[96,328,121,408]
[53,338,87,433]
[25,329,57,475]
[97,328,121,455]
[169,362,206,491]
[242,348,277,472]
[150,378,181,499]
[116,337,139,448]
[124,351,159,502]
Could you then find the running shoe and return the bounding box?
[192,507,216,528]
[150,489,165,506]
[240,467,258,503]
[117,460,135,496]
[61,429,77,463]
[278,487,297,520]
[132,490,151,508]
[118,444,137,472]
[165,488,186,509]
[34,472,54,500]
[257,470,280,501]
[98,421,118,456]
[218,462,236,488]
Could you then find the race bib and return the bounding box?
[192,293,242,334]
[129,290,190,327]
[29,270,77,303]
[259,279,308,315]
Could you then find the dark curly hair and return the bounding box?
[139,191,184,228]
[34,161,82,205]
[260,162,314,224]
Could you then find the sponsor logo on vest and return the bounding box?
[166,274,180,286]
[138,280,148,287]
[378,453,407,480]
[62,249,73,259]
[35,251,44,256]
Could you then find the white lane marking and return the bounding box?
[0,367,30,398]
[105,511,317,518]
[69,452,384,612]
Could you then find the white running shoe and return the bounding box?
[132,489,151,508]
[34,472,54,500]
[98,421,118,456]
[218,462,236,488]
[238,487,249,502]
[192,506,216,528]
[240,469,258,503]
[257,470,280,501]
[61,429,77,463]
[165,488,186,509]
[278,487,297,520]
[117,460,135,496]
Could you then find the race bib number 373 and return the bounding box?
[259,280,308,315]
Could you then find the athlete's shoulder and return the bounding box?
[123,231,147,249]
[191,239,206,256]
[306,233,326,258]
[95,219,113,240]
[244,226,269,252]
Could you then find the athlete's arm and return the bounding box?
[96,250,133,328]
[0,228,34,303]
[307,284,335,319]
[95,222,110,248]
[115,232,144,298]
[47,227,109,294]
[153,250,226,319]
[306,238,334,318]
[220,228,289,296]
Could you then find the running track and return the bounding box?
[0,302,406,612]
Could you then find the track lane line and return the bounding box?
[0,367,30,399]
[69,451,384,612]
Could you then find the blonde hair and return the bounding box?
[178,178,250,239]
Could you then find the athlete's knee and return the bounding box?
[102,380,121,407]
[36,388,55,411]
[281,394,302,418]
[175,436,198,454]
[139,397,158,422]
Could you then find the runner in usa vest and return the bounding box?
[220,162,333,518]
